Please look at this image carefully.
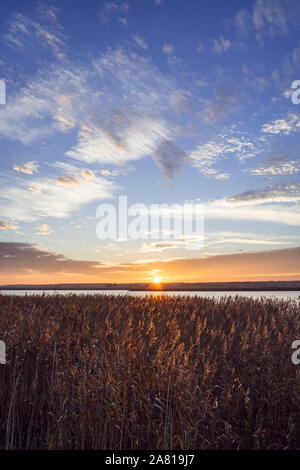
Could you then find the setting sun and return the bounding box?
[153,276,161,284]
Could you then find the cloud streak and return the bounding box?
[212,36,231,54]
[13,161,39,175]
[0,242,299,283]
[0,170,116,222]
[5,8,66,59]
[0,220,18,231]
[235,0,296,40]
[261,113,300,135]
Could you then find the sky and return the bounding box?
[0,0,300,284]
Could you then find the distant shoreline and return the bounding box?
[1,281,300,292]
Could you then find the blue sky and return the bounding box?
[0,0,300,283]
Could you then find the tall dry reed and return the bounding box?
[0,293,299,449]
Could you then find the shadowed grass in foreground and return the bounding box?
[0,293,299,450]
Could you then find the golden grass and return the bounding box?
[0,293,299,450]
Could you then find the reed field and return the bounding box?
[0,293,299,450]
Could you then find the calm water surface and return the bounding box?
[0,290,300,301]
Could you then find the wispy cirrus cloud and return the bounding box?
[35,224,53,236]
[99,167,133,177]
[13,161,39,175]
[0,48,177,164]
[169,90,193,113]
[136,189,300,227]
[162,43,174,55]
[134,35,148,50]
[0,41,270,191]
[0,46,197,227]
[226,183,300,206]
[161,42,180,65]
[56,169,95,187]
[252,0,288,36]
[139,240,194,252]
[0,170,116,222]
[261,113,300,135]
[66,119,170,166]
[235,0,294,41]
[205,202,300,226]
[100,2,129,25]
[199,183,300,226]
[248,161,299,176]
[292,40,300,67]
[0,220,19,231]
[212,36,231,54]
[0,67,83,144]
[235,9,250,36]
[201,84,240,126]
[206,231,297,247]
[188,128,262,179]
[5,7,66,59]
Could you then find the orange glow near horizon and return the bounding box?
[0,247,299,285]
